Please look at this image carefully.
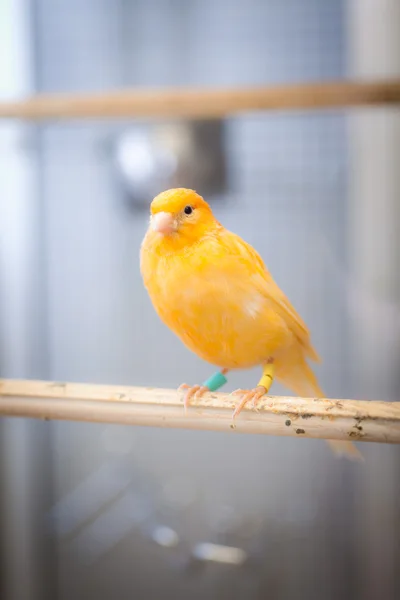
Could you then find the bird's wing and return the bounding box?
[219,228,320,363]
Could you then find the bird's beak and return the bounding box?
[151,212,177,235]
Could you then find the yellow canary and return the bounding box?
[140,188,361,460]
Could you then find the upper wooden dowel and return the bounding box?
[0,80,399,121]
[0,379,399,444]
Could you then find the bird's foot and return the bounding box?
[178,383,209,412]
[231,386,267,419]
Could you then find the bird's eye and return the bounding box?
[184,205,193,215]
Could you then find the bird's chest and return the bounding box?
[156,260,235,332]
[149,256,272,367]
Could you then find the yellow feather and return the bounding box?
[140,189,361,460]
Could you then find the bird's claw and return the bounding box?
[231,386,267,419]
[179,383,209,412]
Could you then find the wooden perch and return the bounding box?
[0,79,399,121]
[0,379,399,444]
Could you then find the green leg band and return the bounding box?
[202,371,228,392]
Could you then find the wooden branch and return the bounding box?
[0,80,399,121]
[0,379,399,444]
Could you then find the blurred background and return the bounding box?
[0,0,399,599]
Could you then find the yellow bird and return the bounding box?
[140,188,361,460]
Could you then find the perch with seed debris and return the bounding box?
[0,379,399,445]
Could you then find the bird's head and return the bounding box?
[147,188,218,252]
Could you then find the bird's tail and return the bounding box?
[275,346,363,461]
